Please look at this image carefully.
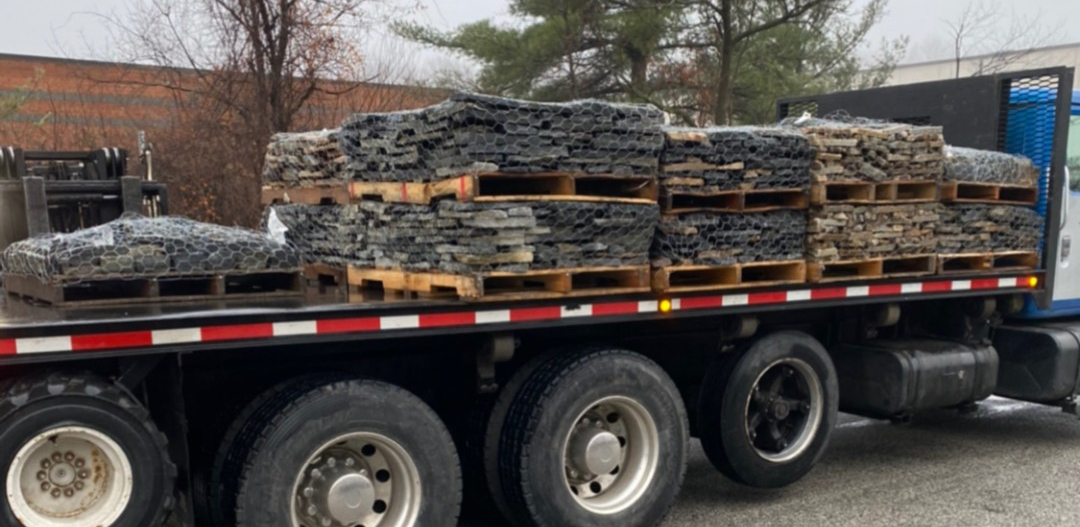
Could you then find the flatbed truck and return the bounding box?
[0,67,1076,527]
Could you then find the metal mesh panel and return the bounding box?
[269,201,658,274]
[0,214,300,282]
[660,127,812,192]
[943,146,1040,185]
[650,210,806,266]
[938,204,1044,254]
[999,73,1060,217]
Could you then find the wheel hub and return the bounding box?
[569,428,622,477]
[744,359,825,463]
[292,434,422,527]
[7,426,133,527]
[561,397,660,515]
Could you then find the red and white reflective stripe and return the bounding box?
[1,276,1029,356]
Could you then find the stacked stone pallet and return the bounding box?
[796,118,946,183]
[651,210,806,267]
[939,148,1043,257]
[271,200,656,275]
[806,204,942,261]
[1,215,299,282]
[263,129,347,188]
[790,119,946,265]
[649,126,811,269]
[338,92,666,181]
[659,126,813,192]
[265,93,664,287]
[938,205,1043,255]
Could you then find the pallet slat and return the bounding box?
[939,182,1038,205]
[652,260,806,293]
[807,255,936,283]
[263,172,659,206]
[809,180,938,205]
[3,270,303,307]
[937,252,1039,274]
[661,188,808,214]
[346,266,651,301]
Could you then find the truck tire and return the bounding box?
[485,348,688,527]
[201,374,348,526]
[0,373,175,527]
[698,331,838,488]
[233,379,461,527]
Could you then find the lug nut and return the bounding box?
[40,482,50,492]
[327,457,337,468]
[303,486,314,498]
[41,459,51,469]
[50,453,62,463]
[63,488,75,498]
[36,471,46,481]
[74,481,84,491]
[344,458,355,467]
[307,505,318,516]
[74,459,85,468]
[50,488,61,499]
[78,470,89,480]
[64,452,75,462]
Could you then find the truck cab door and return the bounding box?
[1047,105,1080,309]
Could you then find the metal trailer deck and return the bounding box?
[0,270,1041,365]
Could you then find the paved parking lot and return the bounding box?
[464,397,1080,527]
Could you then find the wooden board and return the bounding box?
[652,260,807,293]
[346,265,651,301]
[937,252,1040,274]
[940,182,1038,205]
[661,188,808,214]
[809,180,939,205]
[4,270,303,307]
[263,172,659,206]
[808,255,936,283]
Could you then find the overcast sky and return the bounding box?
[2,0,1077,71]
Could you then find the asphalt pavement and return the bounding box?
[462,397,1080,527]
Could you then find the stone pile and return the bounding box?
[660,127,813,192]
[338,92,666,181]
[807,204,942,261]
[1,215,300,282]
[270,201,657,274]
[791,118,945,183]
[943,146,1040,185]
[938,204,1043,254]
[262,129,347,188]
[650,210,805,267]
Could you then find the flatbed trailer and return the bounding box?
[0,67,1078,527]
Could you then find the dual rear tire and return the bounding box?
[485,348,689,527]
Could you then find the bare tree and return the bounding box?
[945,0,1064,78]
[83,0,427,225]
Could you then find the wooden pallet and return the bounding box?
[661,188,808,214]
[3,270,303,307]
[262,172,659,206]
[809,180,939,205]
[937,252,1040,274]
[807,255,936,283]
[652,260,806,293]
[939,181,1038,205]
[346,265,651,301]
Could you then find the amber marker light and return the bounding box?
[659,299,673,313]
[1027,276,1039,288]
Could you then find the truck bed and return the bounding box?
[0,270,1040,365]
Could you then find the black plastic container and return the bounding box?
[995,323,1080,403]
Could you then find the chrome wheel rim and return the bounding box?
[744,358,824,463]
[291,432,421,527]
[561,396,659,515]
[6,426,133,527]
